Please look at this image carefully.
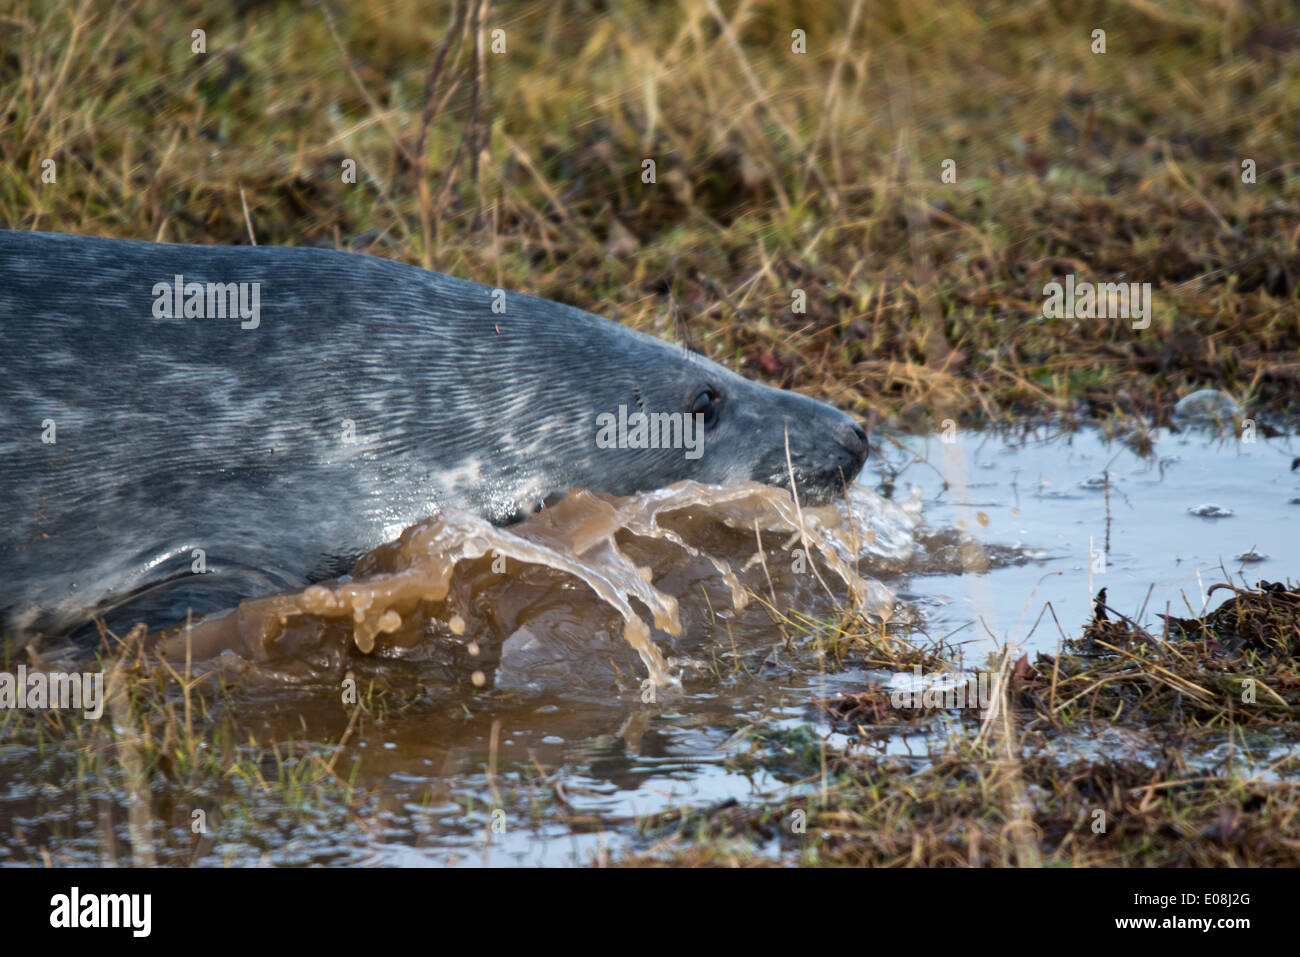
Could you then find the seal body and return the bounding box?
[1,230,867,643]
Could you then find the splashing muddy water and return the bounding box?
[156,481,920,692]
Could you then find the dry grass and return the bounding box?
[2,0,1297,429]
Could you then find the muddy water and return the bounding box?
[150,481,912,690]
[1,425,1295,866]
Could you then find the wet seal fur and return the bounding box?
[1,230,868,644]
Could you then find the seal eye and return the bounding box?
[688,387,722,428]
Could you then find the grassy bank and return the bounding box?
[2,0,1297,430]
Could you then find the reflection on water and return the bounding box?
[1,425,1295,866]
[895,425,1300,659]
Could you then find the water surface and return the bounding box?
[2,425,1295,866]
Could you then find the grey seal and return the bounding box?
[0,230,868,644]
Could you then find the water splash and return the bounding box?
[159,480,923,688]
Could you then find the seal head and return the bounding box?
[0,230,867,642]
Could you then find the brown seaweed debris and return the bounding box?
[813,687,898,728]
[1160,581,1300,658]
[1071,587,1148,656]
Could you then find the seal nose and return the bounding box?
[849,421,868,455]
[842,419,869,465]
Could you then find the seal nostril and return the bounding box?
[843,421,868,459]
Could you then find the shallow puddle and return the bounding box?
[895,425,1300,659]
[1,424,1296,866]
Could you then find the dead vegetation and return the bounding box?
[625,579,1300,866]
[1,0,1296,430]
